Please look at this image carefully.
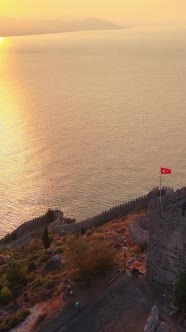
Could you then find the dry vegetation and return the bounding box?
[0,211,147,331]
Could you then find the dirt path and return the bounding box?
[38,273,185,332]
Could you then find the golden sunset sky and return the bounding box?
[1,0,186,24]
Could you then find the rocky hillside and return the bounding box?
[0,210,146,331]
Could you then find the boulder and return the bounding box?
[0,255,10,265]
[116,236,126,243]
[144,305,159,332]
[44,255,63,272]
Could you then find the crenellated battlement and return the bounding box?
[49,187,168,233]
[0,209,56,246]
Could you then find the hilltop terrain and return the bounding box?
[0,210,146,331]
[0,187,185,331]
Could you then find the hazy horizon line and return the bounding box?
[0,16,124,38]
[1,16,186,38]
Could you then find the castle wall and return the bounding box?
[50,187,167,234]
[0,187,170,248]
[0,214,50,245]
[146,188,186,288]
[129,216,148,244]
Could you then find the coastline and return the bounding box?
[0,186,185,332]
[0,186,167,249]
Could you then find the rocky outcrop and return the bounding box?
[144,305,159,332]
[44,255,63,272]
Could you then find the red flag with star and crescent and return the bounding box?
[161,167,172,174]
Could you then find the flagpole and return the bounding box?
[160,168,162,204]
[159,167,171,204]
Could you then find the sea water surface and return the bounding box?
[0,26,186,237]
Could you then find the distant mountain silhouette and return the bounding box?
[64,18,122,31]
[0,17,123,37]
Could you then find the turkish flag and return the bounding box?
[161,167,172,174]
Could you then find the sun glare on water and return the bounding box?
[0,37,4,44]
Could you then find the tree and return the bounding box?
[80,226,86,235]
[42,227,51,249]
[46,209,55,223]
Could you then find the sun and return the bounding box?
[0,37,4,44]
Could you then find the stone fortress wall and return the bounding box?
[49,187,167,233]
[128,214,148,244]
[0,214,49,245]
[146,187,186,288]
[3,184,181,271]
[0,187,166,245]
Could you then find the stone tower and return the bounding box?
[146,187,186,288]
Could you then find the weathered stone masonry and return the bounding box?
[146,187,186,288]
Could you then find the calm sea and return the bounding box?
[0,26,186,238]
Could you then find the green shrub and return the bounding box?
[0,286,12,305]
[6,261,28,287]
[17,309,30,320]
[30,278,42,290]
[65,236,116,287]
[0,249,11,255]
[38,253,51,264]
[11,251,22,260]
[44,279,57,289]
[55,248,63,254]
[28,252,40,261]
[0,274,8,292]
[0,322,8,331]
[175,273,186,309]
[0,310,30,331]
[27,261,37,272]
